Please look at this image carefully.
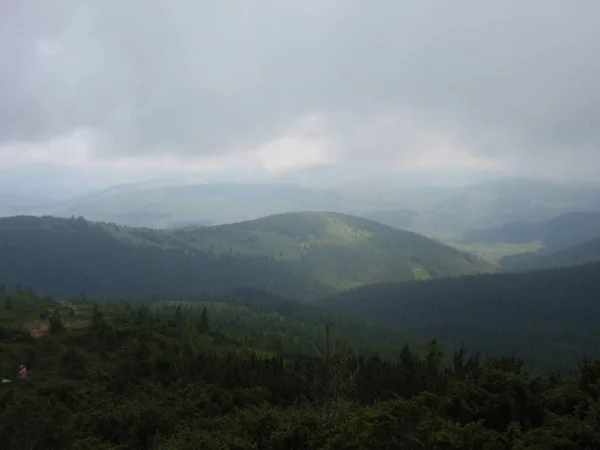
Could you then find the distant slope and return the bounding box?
[165,211,497,290]
[37,183,368,229]
[463,211,600,250]
[0,213,495,300]
[365,179,600,239]
[501,236,600,271]
[322,261,600,371]
[26,178,600,240]
[461,211,600,270]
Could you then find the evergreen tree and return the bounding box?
[91,303,105,331]
[50,310,64,333]
[199,306,209,332]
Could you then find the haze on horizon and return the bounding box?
[1,0,599,196]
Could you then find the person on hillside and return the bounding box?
[16,365,27,380]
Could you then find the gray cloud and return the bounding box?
[1,0,599,176]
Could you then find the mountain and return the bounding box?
[501,236,600,271]
[366,180,600,240]
[19,178,600,241]
[322,261,600,371]
[32,183,371,229]
[0,212,495,300]
[461,211,600,269]
[463,211,600,249]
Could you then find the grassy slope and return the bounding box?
[0,213,496,300]
[448,240,545,265]
[458,211,600,269]
[160,211,498,289]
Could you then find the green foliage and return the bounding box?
[0,213,496,300]
[324,261,600,372]
[1,291,600,449]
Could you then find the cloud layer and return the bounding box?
[1,0,599,181]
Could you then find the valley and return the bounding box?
[3,1,600,445]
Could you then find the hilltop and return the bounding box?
[165,211,497,283]
[0,212,496,300]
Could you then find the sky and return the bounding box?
[1,0,599,195]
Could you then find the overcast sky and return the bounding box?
[1,0,599,192]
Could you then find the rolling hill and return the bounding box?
[32,183,371,229]
[365,179,600,240]
[16,177,600,241]
[462,211,600,269]
[0,212,496,300]
[322,261,600,371]
[462,211,600,248]
[501,235,600,271]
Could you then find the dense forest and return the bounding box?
[0,216,326,300]
[2,289,600,449]
[0,214,495,300]
[323,261,600,372]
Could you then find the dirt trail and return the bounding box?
[58,300,79,315]
[29,301,81,339]
[30,322,50,339]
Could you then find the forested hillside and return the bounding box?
[0,213,495,300]
[323,261,600,372]
[2,289,600,448]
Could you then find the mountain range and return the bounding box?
[6,178,600,244]
[0,212,495,300]
[462,211,600,270]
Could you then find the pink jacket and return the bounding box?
[17,367,27,380]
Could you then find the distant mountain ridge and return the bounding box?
[10,178,600,240]
[460,211,600,270]
[0,212,496,300]
[501,236,600,271]
[463,211,600,250]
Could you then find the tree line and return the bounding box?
[1,290,600,448]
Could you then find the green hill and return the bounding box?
[322,261,600,372]
[20,178,600,241]
[501,236,600,271]
[456,211,600,268]
[463,212,600,249]
[0,212,496,300]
